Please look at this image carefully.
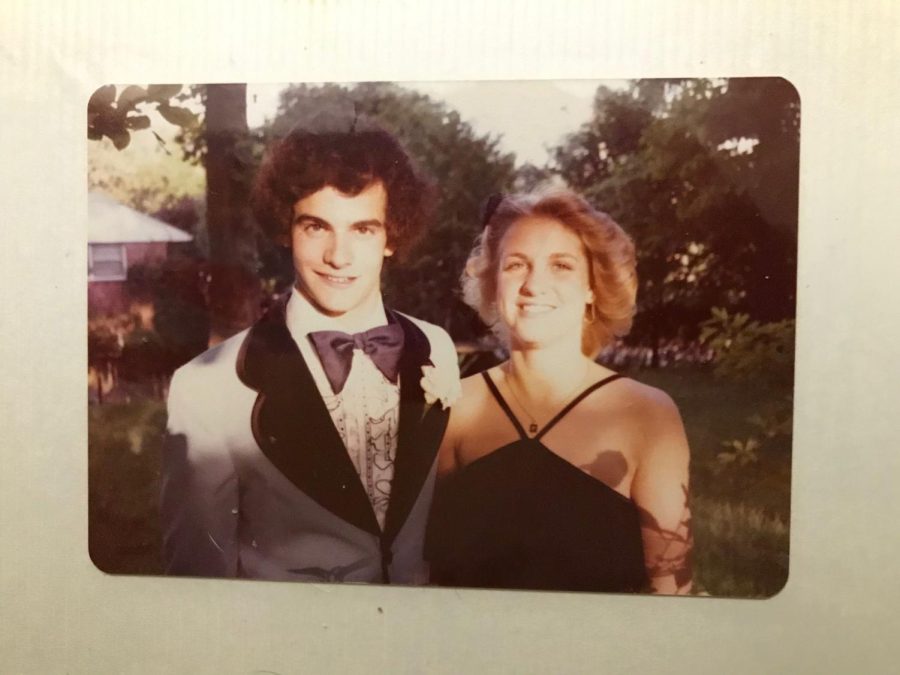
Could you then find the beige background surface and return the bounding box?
[2,0,899,672]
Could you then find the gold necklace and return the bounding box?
[503,367,589,436]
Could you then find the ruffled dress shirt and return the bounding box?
[285,288,399,530]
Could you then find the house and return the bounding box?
[88,191,193,317]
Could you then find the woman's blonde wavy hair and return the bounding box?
[462,189,637,357]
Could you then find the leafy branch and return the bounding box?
[87,84,200,150]
[700,307,795,468]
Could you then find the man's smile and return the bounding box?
[316,271,358,287]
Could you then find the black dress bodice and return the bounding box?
[426,372,648,593]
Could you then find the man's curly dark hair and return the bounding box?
[251,121,435,260]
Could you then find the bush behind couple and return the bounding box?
[161,118,693,595]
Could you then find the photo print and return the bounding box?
[87,78,798,598]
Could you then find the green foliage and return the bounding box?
[268,83,518,338]
[126,257,211,371]
[717,437,761,467]
[699,307,795,469]
[87,99,205,215]
[550,78,799,347]
[88,319,121,369]
[119,329,167,382]
[88,84,200,151]
[699,307,795,390]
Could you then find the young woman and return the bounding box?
[426,190,693,594]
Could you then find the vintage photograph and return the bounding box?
[87,78,798,597]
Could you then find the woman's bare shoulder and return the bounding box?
[455,370,492,408]
[438,369,498,476]
[612,378,688,460]
[589,373,684,437]
[445,369,489,420]
[614,377,679,414]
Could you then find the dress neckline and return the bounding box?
[456,438,636,507]
[481,369,623,441]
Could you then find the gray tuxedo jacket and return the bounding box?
[160,296,456,584]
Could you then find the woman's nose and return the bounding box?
[521,265,547,295]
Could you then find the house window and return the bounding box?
[88,244,127,281]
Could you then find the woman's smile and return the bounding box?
[518,301,556,316]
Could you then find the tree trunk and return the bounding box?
[204,84,259,345]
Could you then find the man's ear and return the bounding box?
[384,246,395,258]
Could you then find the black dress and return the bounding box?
[427,371,648,593]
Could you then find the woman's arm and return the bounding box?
[435,407,461,478]
[630,390,694,595]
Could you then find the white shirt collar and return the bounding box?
[285,285,389,342]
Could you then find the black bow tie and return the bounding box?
[308,323,405,394]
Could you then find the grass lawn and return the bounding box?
[88,365,791,597]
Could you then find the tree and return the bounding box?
[268,83,518,340]
[203,84,261,343]
[550,78,799,357]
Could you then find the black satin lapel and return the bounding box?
[237,297,380,536]
[383,311,451,544]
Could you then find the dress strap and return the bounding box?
[481,371,528,440]
[534,373,623,441]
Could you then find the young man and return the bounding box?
[160,122,459,584]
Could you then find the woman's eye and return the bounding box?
[503,260,524,271]
[553,262,574,271]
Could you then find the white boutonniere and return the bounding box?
[420,362,462,411]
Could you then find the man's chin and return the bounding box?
[310,297,355,318]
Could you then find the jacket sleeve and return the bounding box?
[159,367,240,577]
[433,327,461,386]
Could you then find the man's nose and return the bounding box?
[324,232,352,268]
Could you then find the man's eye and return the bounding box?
[299,221,328,236]
[553,262,574,271]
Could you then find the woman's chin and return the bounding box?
[508,328,573,351]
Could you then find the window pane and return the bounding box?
[89,244,126,280]
[92,244,124,262]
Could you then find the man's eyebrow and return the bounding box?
[351,219,385,229]
[292,213,330,226]
[291,215,384,229]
